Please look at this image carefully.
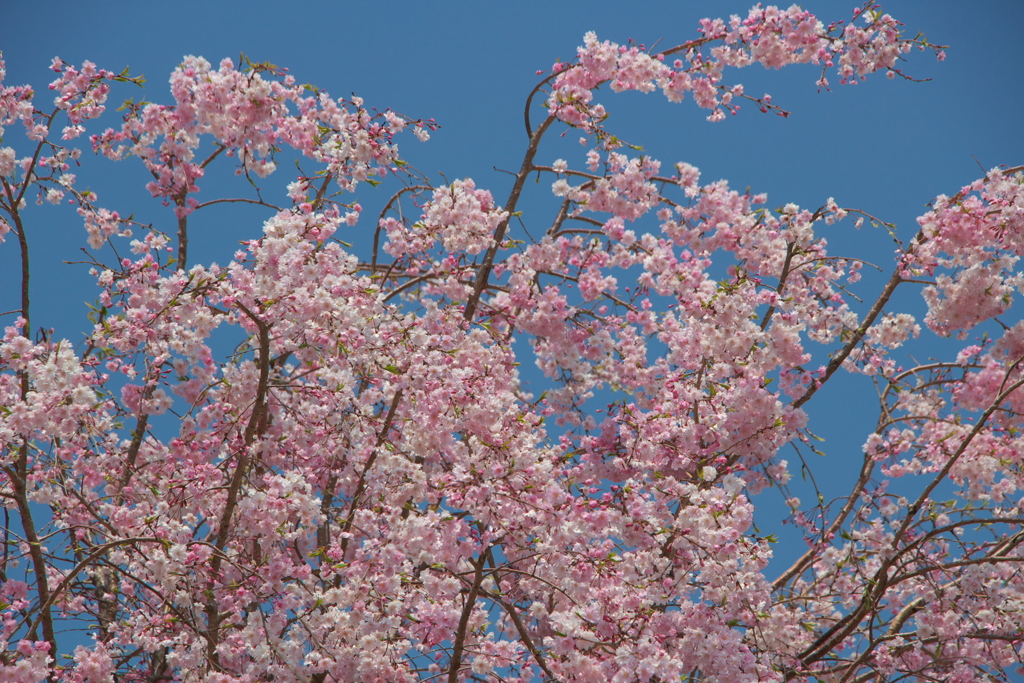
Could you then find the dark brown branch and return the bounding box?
[194,197,284,212]
[792,265,903,409]
[798,373,1024,666]
[175,197,188,271]
[3,177,31,334]
[448,554,486,683]
[760,242,796,332]
[7,451,56,659]
[203,302,272,669]
[465,116,555,321]
[310,173,333,213]
[482,587,560,681]
[339,389,404,560]
[117,393,152,498]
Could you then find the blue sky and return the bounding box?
[2,1,1023,574]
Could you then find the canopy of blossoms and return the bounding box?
[1,3,1022,682]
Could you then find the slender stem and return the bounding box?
[465,116,555,321]
[3,178,31,334]
[195,197,283,212]
[798,373,1024,666]
[483,585,559,680]
[792,266,903,409]
[339,389,403,560]
[771,457,874,592]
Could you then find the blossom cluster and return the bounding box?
[546,2,941,128]
[90,55,433,222]
[907,166,1024,336]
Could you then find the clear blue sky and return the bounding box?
[2,1,1023,571]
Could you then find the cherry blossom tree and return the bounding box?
[2,3,1023,681]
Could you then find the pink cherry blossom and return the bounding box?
[0,6,1021,683]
